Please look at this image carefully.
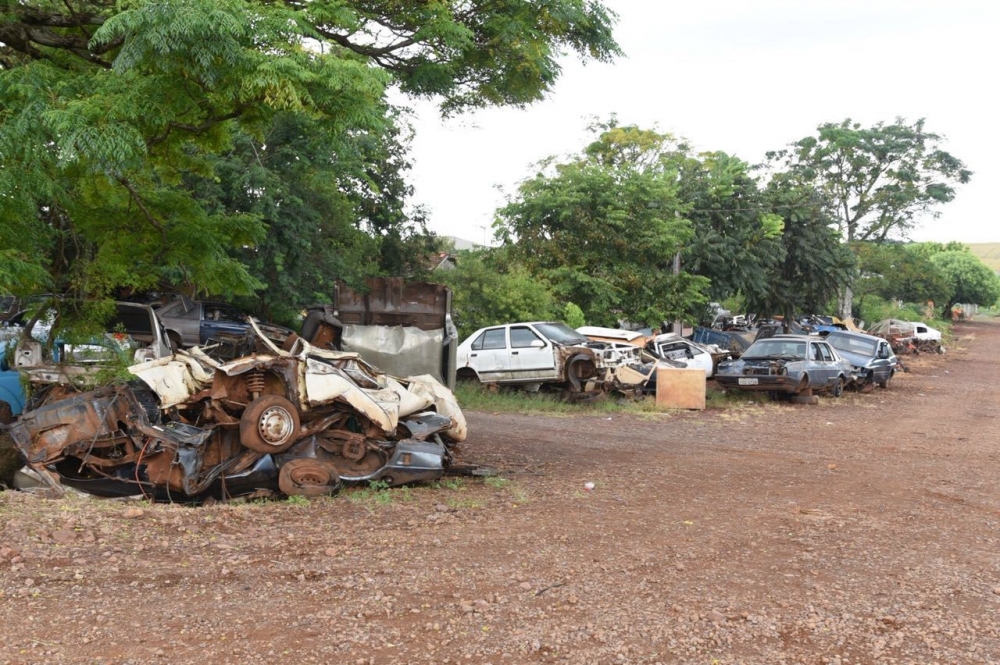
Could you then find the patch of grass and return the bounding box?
[345,479,394,506]
[705,387,770,410]
[447,497,485,509]
[285,494,309,506]
[455,382,677,417]
[484,476,510,489]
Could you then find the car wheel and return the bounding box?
[878,370,893,389]
[278,459,342,497]
[831,377,844,398]
[239,395,300,453]
[795,374,809,394]
[456,368,480,383]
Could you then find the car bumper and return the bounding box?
[715,375,800,394]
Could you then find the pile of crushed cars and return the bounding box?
[0,280,470,502]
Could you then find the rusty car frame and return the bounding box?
[8,321,467,502]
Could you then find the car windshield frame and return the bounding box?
[742,339,807,360]
[533,322,589,345]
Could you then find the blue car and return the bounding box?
[0,340,25,422]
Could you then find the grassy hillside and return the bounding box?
[967,243,1000,272]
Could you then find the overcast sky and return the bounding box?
[405,0,998,246]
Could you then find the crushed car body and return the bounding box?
[7,322,467,502]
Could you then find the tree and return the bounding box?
[676,151,785,307]
[750,172,856,321]
[0,0,621,316]
[929,250,1000,317]
[853,242,951,311]
[769,118,971,317]
[495,124,707,328]
[434,249,559,340]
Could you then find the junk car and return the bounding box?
[155,298,293,359]
[13,301,172,399]
[824,330,897,389]
[8,323,467,501]
[715,335,853,397]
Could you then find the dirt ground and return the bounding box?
[1,320,999,664]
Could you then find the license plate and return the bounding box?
[738,378,759,386]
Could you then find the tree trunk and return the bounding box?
[838,285,854,320]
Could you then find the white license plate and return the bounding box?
[738,378,759,386]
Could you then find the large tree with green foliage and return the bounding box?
[750,172,856,320]
[495,123,707,328]
[768,118,971,317]
[677,150,785,308]
[852,242,951,312]
[0,0,621,312]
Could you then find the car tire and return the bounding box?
[456,368,480,383]
[878,370,893,389]
[278,458,342,497]
[831,377,844,398]
[239,395,300,454]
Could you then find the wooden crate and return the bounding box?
[655,366,706,410]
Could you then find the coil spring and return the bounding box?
[245,370,265,396]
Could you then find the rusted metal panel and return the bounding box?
[304,278,458,389]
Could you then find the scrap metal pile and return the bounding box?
[7,324,467,502]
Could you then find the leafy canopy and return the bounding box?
[0,0,621,314]
[495,122,708,327]
[769,118,972,243]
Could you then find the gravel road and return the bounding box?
[1,319,998,664]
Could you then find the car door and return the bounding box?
[508,325,556,380]
[466,327,511,381]
[816,342,838,387]
[160,300,202,346]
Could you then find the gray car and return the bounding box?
[824,330,897,389]
[715,335,853,397]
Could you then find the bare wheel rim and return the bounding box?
[258,406,295,446]
[290,466,331,487]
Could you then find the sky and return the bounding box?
[404,0,999,246]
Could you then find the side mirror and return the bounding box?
[530,339,545,349]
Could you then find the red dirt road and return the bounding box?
[2,320,999,664]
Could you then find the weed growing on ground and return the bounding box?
[285,494,309,506]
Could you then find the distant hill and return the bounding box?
[967,243,1000,272]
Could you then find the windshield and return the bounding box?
[534,322,589,345]
[743,339,807,360]
[827,335,875,356]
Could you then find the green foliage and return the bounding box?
[771,118,972,243]
[750,172,856,318]
[562,302,586,328]
[930,250,1000,315]
[495,123,709,327]
[856,295,927,328]
[678,151,786,305]
[0,0,621,333]
[853,242,951,311]
[436,249,559,340]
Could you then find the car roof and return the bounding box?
[826,330,882,343]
